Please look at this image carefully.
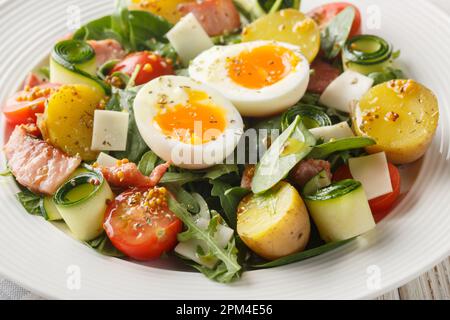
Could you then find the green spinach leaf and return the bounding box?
[16,189,43,216]
[321,6,355,60]
[308,137,375,160]
[86,233,125,258]
[252,238,354,268]
[252,116,316,194]
[107,88,149,163]
[137,150,159,176]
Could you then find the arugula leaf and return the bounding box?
[308,137,376,160]
[204,164,239,180]
[16,189,43,216]
[169,198,241,283]
[165,184,200,214]
[86,233,125,258]
[160,172,204,185]
[107,88,149,163]
[210,181,249,228]
[252,238,354,268]
[251,116,316,194]
[321,6,355,60]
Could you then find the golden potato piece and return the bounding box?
[43,84,104,161]
[237,181,310,261]
[353,79,439,164]
[129,0,194,24]
[242,9,320,63]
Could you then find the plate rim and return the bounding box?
[0,0,449,300]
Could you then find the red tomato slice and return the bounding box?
[333,163,401,222]
[307,2,362,38]
[104,187,182,261]
[2,83,60,125]
[110,51,174,86]
[23,72,44,89]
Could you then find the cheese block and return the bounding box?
[348,152,393,200]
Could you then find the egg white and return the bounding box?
[134,76,244,169]
[189,40,310,117]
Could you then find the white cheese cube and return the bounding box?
[319,70,374,113]
[309,122,354,142]
[91,110,129,151]
[96,152,118,167]
[166,13,214,65]
[348,152,393,200]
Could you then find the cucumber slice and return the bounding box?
[50,57,108,95]
[41,196,63,221]
[342,35,393,75]
[50,40,110,95]
[54,169,114,241]
[304,180,375,242]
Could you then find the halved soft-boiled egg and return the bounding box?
[134,76,244,169]
[189,40,310,117]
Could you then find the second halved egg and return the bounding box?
[189,40,310,117]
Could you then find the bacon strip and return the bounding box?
[178,0,241,36]
[100,161,170,189]
[87,39,127,66]
[4,126,81,195]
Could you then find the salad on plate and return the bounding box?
[1,0,439,283]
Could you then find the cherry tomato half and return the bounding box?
[104,187,182,261]
[307,2,362,39]
[110,51,174,86]
[333,163,401,222]
[2,83,60,125]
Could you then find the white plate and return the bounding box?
[0,0,449,300]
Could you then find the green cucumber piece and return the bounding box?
[54,170,114,241]
[50,57,109,95]
[304,180,375,242]
[41,196,63,221]
[281,104,332,131]
[342,35,393,75]
[50,40,110,94]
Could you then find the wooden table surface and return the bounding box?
[377,0,450,300]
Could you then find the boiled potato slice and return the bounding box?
[237,181,310,260]
[352,79,439,164]
[242,9,320,63]
[129,0,194,24]
[43,84,103,161]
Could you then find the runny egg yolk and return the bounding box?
[227,45,300,89]
[154,89,227,145]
